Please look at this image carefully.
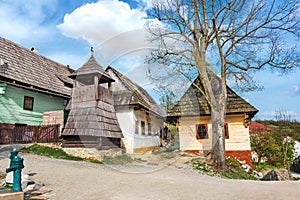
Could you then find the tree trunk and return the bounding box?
[211,106,226,169]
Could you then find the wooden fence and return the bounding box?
[0,124,60,144]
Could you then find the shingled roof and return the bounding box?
[0,37,73,97]
[69,54,114,83]
[168,76,258,118]
[106,66,165,118]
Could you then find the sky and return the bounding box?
[0,0,299,121]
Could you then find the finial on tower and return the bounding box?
[91,47,94,55]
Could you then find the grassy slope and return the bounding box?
[256,120,300,141]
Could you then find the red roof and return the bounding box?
[249,122,271,134]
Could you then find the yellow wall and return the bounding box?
[178,114,251,152]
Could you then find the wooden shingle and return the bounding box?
[168,76,258,117]
[62,56,122,139]
[0,37,73,97]
[106,66,165,118]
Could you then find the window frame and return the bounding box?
[23,96,34,111]
[148,122,151,136]
[141,121,145,135]
[196,124,208,139]
[224,123,229,139]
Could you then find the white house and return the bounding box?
[106,66,165,153]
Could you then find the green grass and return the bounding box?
[191,158,258,180]
[160,152,176,159]
[252,162,283,172]
[20,144,102,164]
[102,153,134,165]
[152,149,163,155]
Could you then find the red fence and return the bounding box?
[0,124,60,144]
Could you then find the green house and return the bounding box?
[0,37,73,126]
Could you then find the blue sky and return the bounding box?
[0,0,299,120]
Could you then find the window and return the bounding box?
[23,96,34,111]
[224,123,229,139]
[196,124,208,139]
[148,123,151,136]
[141,121,145,135]
[135,120,139,134]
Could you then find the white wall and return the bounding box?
[116,107,163,153]
[178,114,251,152]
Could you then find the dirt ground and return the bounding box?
[0,146,300,200]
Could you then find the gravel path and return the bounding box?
[0,149,300,200]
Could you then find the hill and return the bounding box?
[255,120,300,141]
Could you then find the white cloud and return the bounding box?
[57,0,163,68]
[57,0,163,100]
[57,0,148,45]
[0,0,57,43]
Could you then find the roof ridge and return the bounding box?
[0,37,73,72]
[168,74,258,117]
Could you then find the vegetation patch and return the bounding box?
[160,152,176,159]
[20,144,102,164]
[191,158,258,180]
[253,162,282,173]
[102,153,134,165]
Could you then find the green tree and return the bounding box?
[250,131,271,168]
[251,131,294,169]
[147,0,300,169]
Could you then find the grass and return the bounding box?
[151,139,180,156]
[253,162,283,172]
[102,153,134,165]
[191,158,258,180]
[20,144,102,164]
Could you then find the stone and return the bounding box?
[28,196,48,200]
[262,169,292,181]
[24,184,36,192]
[0,191,24,200]
[30,189,52,195]
[5,173,29,189]
[5,172,13,184]
[255,172,263,178]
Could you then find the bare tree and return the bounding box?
[146,0,300,168]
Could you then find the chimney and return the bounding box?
[30,47,38,54]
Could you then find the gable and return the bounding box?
[106,66,165,118]
[168,76,258,118]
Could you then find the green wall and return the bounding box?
[0,84,67,125]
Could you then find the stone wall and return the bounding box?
[62,147,122,161]
[226,150,253,168]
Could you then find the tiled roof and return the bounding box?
[0,37,73,97]
[69,55,114,83]
[168,76,258,117]
[106,66,165,117]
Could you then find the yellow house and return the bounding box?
[167,77,258,167]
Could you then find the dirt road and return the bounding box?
[1,150,300,200]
